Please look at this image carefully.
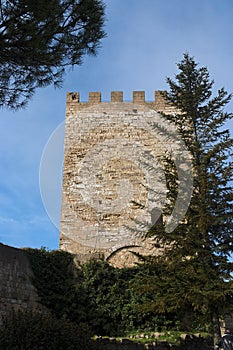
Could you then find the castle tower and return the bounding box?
[60,91,179,267]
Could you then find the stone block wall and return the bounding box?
[60,91,180,267]
[0,243,43,323]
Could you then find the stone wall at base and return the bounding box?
[0,243,44,323]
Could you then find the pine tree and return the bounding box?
[0,0,106,109]
[141,53,233,337]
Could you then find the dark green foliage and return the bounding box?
[80,258,130,335]
[0,0,106,109]
[141,53,233,335]
[0,310,93,350]
[78,259,189,334]
[133,255,233,332]
[26,247,222,335]
[26,248,75,315]
[26,248,90,323]
[26,249,170,335]
[165,53,233,276]
[80,258,160,335]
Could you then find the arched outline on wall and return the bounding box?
[106,245,141,261]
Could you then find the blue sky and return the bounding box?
[0,0,232,250]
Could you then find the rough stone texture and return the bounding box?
[0,243,44,323]
[60,91,179,267]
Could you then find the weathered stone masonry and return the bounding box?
[60,91,178,267]
[0,243,43,323]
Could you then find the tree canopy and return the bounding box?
[142,53,233,337]
[0,0,106,109]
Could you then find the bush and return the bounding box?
[0,310,94,350]
[25,248,192,336]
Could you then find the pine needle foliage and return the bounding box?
[0,0,106,109]
[141,53,233,334]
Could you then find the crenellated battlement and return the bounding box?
[66,90,167,103]
[65,90,176,115]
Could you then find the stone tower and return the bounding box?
[60,91,184,267]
